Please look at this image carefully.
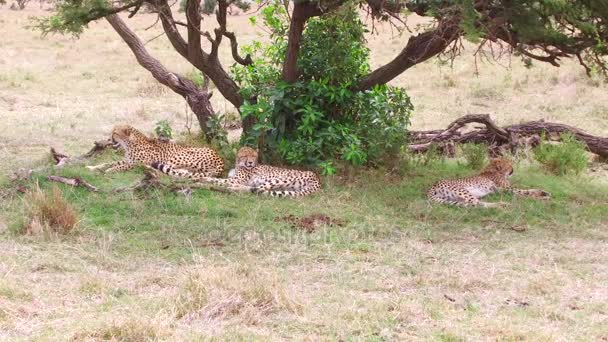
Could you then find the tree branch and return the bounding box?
[150,0,189,57]
[224,31,253,66]
[211,0,229,58]
[106,14,215,137]
[356,17,461,91]
[148,0,243,109]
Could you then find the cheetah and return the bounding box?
[427,158,551,208]
[152,147,321,197]
[87,125,224,176]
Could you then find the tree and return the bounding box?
[33,0,608,159]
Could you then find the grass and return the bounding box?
[0,150,607,339]
[21,184,79,236]
[1,4,607,341]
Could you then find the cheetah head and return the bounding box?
[110,125,135,149]
[482,158,514,178]
[111,125,152,149]
[236,146,258,170]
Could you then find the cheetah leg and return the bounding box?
[479,201,510,208]
[511,188,551,200]
[429,190,508,208]
[200,177,253,193]
[167,156,223,178]
[196,176,247,187]
[86,162,110,171]
[85,160,134,173]
[104,161,135,173]
[252,177,320,197]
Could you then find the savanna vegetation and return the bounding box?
[1,0,608,340]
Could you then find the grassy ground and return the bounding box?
[1,4,608,341]
[1,152,607,340]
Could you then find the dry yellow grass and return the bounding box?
[23,184,79,235]
[0,5,607,341]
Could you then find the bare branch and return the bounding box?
[408,114,608,158]
[223,31,253,65]
[48,176,99,192]
[105,14,216,137]
[128,1,143,18]
[211,0,230,58]
[150,0,188,57]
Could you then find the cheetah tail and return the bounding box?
[150,162,193,179]
[150,161,171,174]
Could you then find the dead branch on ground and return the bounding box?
[50,139,115,167]
[408,114,608,158]
[47,175,99,192]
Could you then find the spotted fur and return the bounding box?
[427,158,551,208]
[87,125,223,176]
[152,147,320,197]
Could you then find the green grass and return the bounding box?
[0,152,607,340]
[3,154,607,256]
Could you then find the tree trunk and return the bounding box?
[282,2,314,83]
[105,14,215,140]
[185,87,215,140]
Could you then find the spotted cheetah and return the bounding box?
[152,147,321,197]
[427,158,551,208]
[87,125,224,176]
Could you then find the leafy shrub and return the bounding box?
[154,120,173,139]
[460,143,488,169]
[232,4,413,167]
[533,133,588,175]
[23,185,78,235]
[298,8,370,85]
[206,113,229,146]
[318,161,337,176]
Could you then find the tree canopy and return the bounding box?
[32,0,608,166]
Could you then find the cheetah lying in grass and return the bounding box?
[427,158,551,208]
[152,147,321,197]
[87,125,224,176]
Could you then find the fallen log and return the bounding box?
[50,139,115,167]
[47,175,99,192]
[408,114,608,158]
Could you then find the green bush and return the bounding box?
[232,4,413,167]
[154,120,173,139]
[460,143,488,169]
[206,113,228,146]
[533,133,588,175]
